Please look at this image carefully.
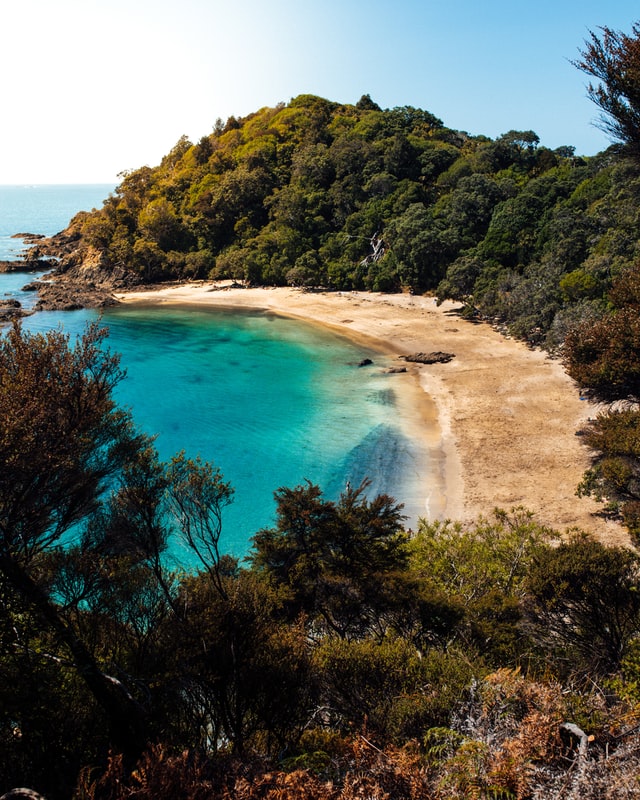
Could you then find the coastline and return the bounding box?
[115,282,626,544]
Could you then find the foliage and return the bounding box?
[525,533,640,674]
[564,261,640,538]
[573,21,640,156]
[76,678,640,799]
[0,323,240,792]
[410,509,555,664]
[52,90,640,349]
[249,480,412,638]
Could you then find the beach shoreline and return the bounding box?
[115,282,626,544]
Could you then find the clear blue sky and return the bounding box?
[1,0,638,184]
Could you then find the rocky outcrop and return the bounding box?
[15,231,142,310]
[0,299,29,321]
[400,351,455,364]
[0,259,55,273]
[30,280,120,311]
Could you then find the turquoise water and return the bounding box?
[22,305,419,561]
[0,185,423,564]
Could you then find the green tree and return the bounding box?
[411,509,554,663]
[525,533,640,674]
[563,262,640,399]
[312,636,474,741]
[576,409,640,538]
[162,570,312,755]
[573,22,640,156]
[0,322,234,769]
[0,322,152,759]
[249,481,409,637]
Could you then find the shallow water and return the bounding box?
[1,185,425,564]
[20,303,424,563]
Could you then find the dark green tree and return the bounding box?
[0,322,233,770]
[573,22,640,156]
[0,322,152,759]
[525,533,640,674]
[161,570,312,755]
[249,481,409,637]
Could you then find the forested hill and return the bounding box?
[50,92,639,346]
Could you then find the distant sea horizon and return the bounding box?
[0,184,425,566]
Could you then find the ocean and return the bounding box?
[0,185,425,565]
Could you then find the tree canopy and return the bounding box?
[10,19,640,797]
[47,90,640,348]
[573,22,640,156]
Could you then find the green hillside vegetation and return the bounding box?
[6,18,640,800]
[58,92,637,348]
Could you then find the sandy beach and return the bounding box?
[115,283,626,544]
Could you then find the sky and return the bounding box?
[1,0,638,185]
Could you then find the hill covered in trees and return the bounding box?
[40,89,638,348]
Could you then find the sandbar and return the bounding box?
[114,283,625,544]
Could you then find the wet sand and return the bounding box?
[115,283,626,543]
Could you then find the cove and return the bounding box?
[22,303,421,564]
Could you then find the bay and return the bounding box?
[0,186,423,565]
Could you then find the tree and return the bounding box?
[249,481,409,637]
[525,533,640,674]
[0,322,235,767]
[564,263,640,536]
[411,509,554,663]
[312,636,474,741]
[563,261,640,401]
[573,22,640,156]
[162,570,312,755]
[576,408,640,538]
[0,322,152,758]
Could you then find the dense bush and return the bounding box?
[50,93,640,348]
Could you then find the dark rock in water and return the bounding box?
[0,259,49,273]
[12,232,45,241]
[0,298,28,322]
[34,280,120,311]
[358,358,373,367]
[401,351,455,364]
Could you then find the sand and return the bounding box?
[114,282,626,544]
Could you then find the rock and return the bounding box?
[386,366,407,373]
[400,351,455,364]
[34,280,120,311]
[0,260,49,274]
[11,232,45,241]
[358,358,373,367]
[0,298,28,321]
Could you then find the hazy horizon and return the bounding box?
[1,0,638,184]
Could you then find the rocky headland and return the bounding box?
[14,228,139,311]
